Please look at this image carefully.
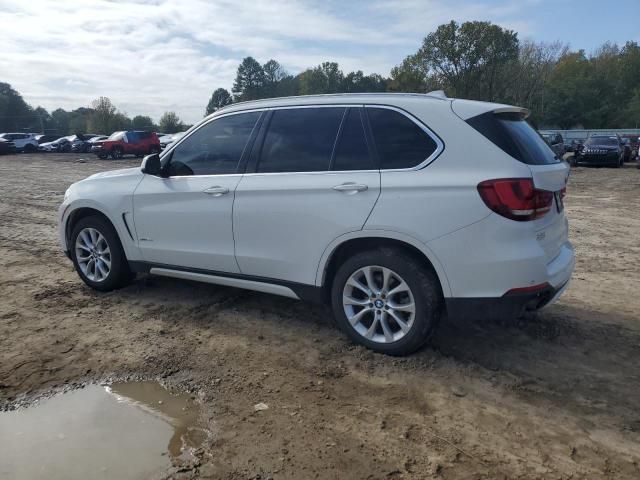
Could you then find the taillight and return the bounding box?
[477,178,553,221]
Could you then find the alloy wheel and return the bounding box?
[342,265,416,344]
[75,227,111,282]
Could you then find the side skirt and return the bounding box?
[129,261,326,304]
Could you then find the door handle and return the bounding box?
[332,183,368,193]
[203,186,229,196]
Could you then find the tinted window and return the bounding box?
[258,108,344,173]
[367,108,437,169]
[467,112,559,165]
[332,109,374,171]
[167,112,259,176]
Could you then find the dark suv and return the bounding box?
[573,135,624,168]
[92,131,161,159]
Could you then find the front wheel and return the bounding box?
[111,147,124,159]
[70,216,132,291]
[331,248,442,355]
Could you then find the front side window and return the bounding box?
[167,112,260,176]
[367,108,438,169]
[257,107,345,173]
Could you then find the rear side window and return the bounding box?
[467,112,559,165]
[332,108,374,171]
[367,108,437,169]
[167,112,260,176]
[258,107,344,173]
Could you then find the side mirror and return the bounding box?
[141,153,162,176]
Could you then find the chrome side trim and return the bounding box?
[149,267,301,300]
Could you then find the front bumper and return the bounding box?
[576,153,619,165]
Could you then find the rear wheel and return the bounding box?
[331,248,442,355]
[111,146,124,159]
[23,143,36,153]
[70,216,131,291]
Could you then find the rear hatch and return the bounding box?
[461,105,570,263]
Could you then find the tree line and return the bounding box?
[208,21,640,129]
[0,87,189,135]
[2,20,640,135]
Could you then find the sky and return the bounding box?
[0,0,638,124]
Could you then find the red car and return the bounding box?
[92,131,161,159]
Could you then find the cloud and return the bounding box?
[0,0,537,123]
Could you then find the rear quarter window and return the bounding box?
[366,108,438,169]
[467,112,559,165]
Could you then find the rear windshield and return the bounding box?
[467,112,559,165]
[585,137,617,146]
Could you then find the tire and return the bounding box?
[97,152,108,160]
[23,143,36,153]
[70,215,132,291]
[111,147,124,159]
[330,248,442,356]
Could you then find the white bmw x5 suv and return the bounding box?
[59,93,574,355]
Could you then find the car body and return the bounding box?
[159,132,186,149]
[39,135,76,153]
[0,137,15,154]
[70,134,103,153]
[59,93,574,355]
[541,132,565,158]
[0,132,39,152]
[35,134,62,145]
[574,134,624,167]
[91,131,160,159]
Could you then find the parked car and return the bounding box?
[70,134,103,153]
[0,133,39,152]
[0,137,15,155]
[35,134,62,144]
[92,131,161,159]
[573,134,624,167]
[159,132,186,149]
[621,138,633,162]
[39,135,77,153]
[564,139,583,153]
[541,132,565,158]
[59,93,574,355]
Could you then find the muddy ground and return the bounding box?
[1,152,639,479]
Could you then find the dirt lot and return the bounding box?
[1,152,639,479]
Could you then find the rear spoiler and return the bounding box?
[451,99,530,121]
[491,107,530,119]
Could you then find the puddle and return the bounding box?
[0,381,208,480]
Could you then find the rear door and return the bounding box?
[233,106,380,285]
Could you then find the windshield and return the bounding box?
[585,137,618,146]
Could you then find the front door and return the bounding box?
[133,111,261,273]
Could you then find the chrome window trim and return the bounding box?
[159,103,444,178]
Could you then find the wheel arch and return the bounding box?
[317,231,452,298]
[65,207,117,249]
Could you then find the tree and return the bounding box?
[88,97,117,133]
[132,115,155,130]
[342,71,387,92]
[205,88,232,115]
[159,111,184,134]
[298,62,345,95]
[406,21,519,100]
[233,57,266,101]
[0,82,36,132]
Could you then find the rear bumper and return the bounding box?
[446,280,569,320]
